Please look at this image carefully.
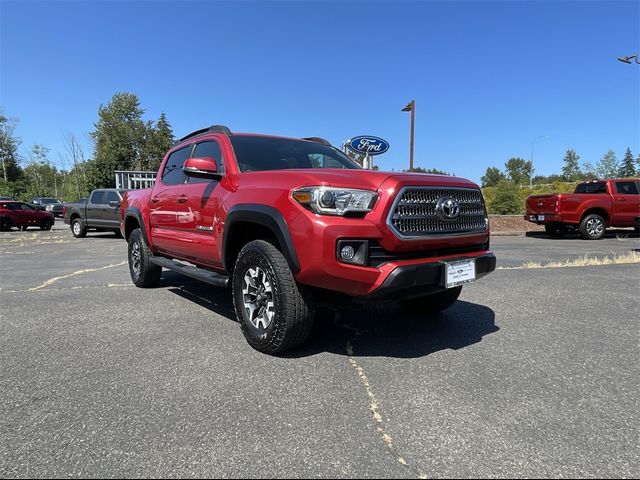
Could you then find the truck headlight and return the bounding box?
[292,187,378,216]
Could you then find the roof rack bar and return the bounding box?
[177,125,233,143]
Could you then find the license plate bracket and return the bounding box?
[444,259,476,288]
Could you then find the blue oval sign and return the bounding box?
[348,135,389,156]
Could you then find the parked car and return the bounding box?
[121,125,496,354]
[0,196,15,201]
[525,178,640,239]
[63,189,126,238]
[0,201,55,231]
[31,197,64,217]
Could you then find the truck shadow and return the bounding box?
[526,229,639,240]
[163,273,498,359]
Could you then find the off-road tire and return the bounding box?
[398,286,463,315]
[232,240,314,355]
[128,228,162,288]
[71,218,87,238]
[579,214,606,240]
[545,223,567,237]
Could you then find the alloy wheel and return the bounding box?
[242,266,275,330]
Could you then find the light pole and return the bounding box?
[530,135,547,187]
[402,100,415,171]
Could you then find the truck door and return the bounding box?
[87,190,106,227]
[149,144,193,255]
[173,139,226,267]
[613,181,640,227]
[102,190,123,230]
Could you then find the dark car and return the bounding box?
[0,201,55,231]
[0,196,15,201]
[31,197,64,217]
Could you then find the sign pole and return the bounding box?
[409,100,415,172]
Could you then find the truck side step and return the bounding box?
[149,256,230,287]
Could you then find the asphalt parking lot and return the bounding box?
[1,223,639,478]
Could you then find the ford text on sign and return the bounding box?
[348,136,390,156]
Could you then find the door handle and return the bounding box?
[617,198,626,202]
[177,195,188,204]
[151,197,160,204]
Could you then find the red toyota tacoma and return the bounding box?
[525,179,640,239]
[121,125,495,353]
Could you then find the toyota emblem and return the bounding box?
[436,197,461,221]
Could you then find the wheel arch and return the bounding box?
[223,204,300,274]
[581,207,609,224]
[124,207,150,245]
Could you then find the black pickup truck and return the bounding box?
[64,188,126,238]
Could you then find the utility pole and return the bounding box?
[402,100,415,171]
[530,135,547,187]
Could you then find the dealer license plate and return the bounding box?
[445,259,476,288]
[538,215,545,221]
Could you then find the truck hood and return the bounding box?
[239,169,480,191]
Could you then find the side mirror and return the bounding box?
[109,200,120,208]
[183,157,223,180]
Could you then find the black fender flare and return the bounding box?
[124,207,150,246]
[223,204,300,273]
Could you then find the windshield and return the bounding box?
[41,198,60,204]
[229,135,361,172]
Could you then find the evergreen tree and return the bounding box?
[481,166,506,187]
[143,112,174,171]
[88,92,146,189]
[618,147,636,177]
[595,150,619,179]
[561,149,581,181]
[504,157,534,185]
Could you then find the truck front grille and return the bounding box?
[388,187,487,238]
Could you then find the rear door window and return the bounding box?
[90,191,105,204]
[575,182,607,194]
[615,181,639,195]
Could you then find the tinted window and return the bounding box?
[229,136,360,172]
[90,191,105,204]
[615,181,639,195]
[189,141,225,184]
[162,146,192,185]
[575,182,607,194]
[20,203,34,211]
[105,191,120,203]
[1,203,18,210]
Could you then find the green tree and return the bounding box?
[409,166,453,175]
[618,147,636,177]
[0,112,22,182]
[489,181,522,214]
[88,92,146,189]
[504,157,534,185]
[142,112,175,171]
[481,167,506,187]
[561,149,581,181]
[595,150,619,179]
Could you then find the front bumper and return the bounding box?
[362,253,496,301]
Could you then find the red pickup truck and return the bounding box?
[525,179,640,239]
[121,125,495,353]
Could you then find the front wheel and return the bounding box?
[579,214,606,240]
[232,240,314,354]
[398,287,463,315]
[71,218,87,238]
[128,228,161,288]
[40,218,53,231]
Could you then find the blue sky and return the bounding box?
[1,0,638,183]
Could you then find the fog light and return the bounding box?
[340,245,355,260]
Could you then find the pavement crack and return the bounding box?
[346,337,427,479]
[27,261,127,291]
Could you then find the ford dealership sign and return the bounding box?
[348,136,389,156]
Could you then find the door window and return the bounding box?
[20,203,35,211]
[90,191,105,204]
[615,181,639,195]
[104,191,120,204]
[189,141,225,183]
[161,146,192,185]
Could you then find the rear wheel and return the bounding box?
[579,214,606,240]
[128,228,161,288]
[71,218,87,238]
[398,287,463,315]
[545,223,567,237]
[232,240,315,354]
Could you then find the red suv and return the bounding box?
[0,201,55,231]
[121,126,495,353]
